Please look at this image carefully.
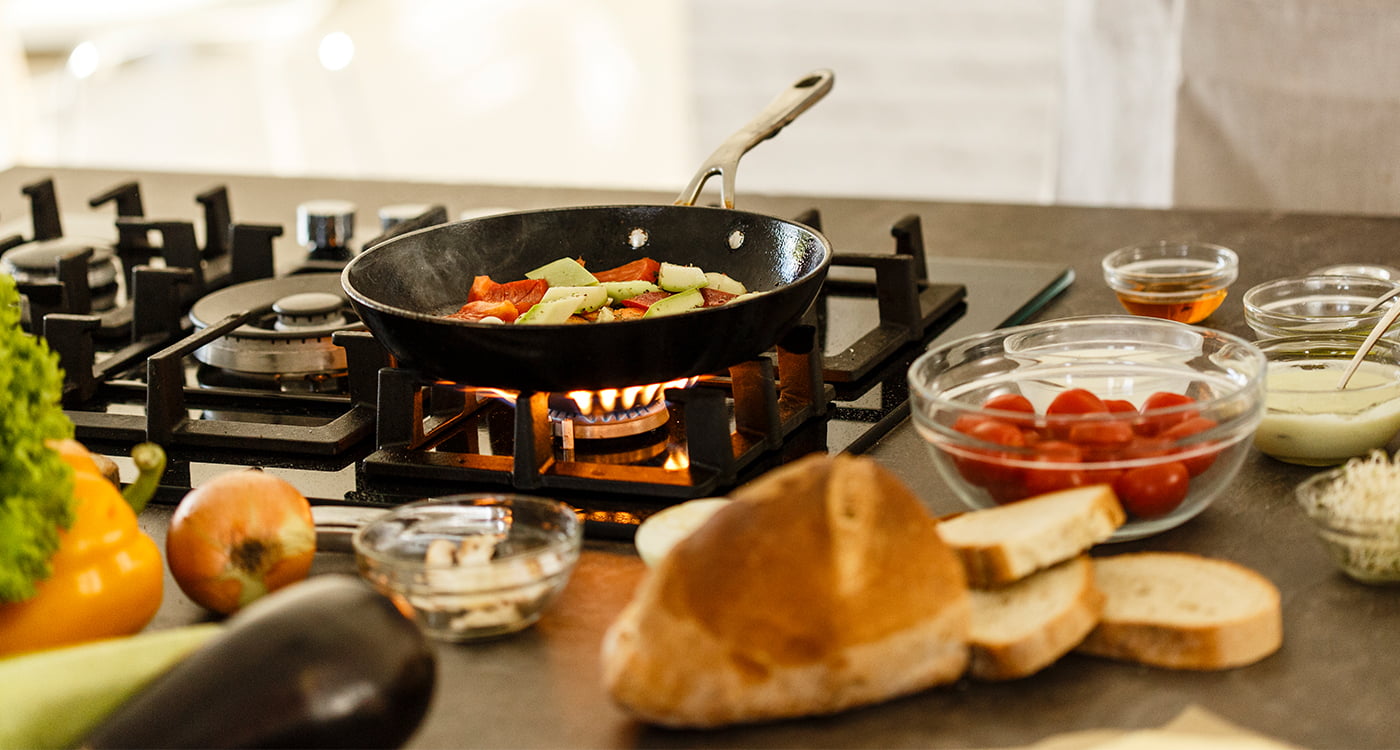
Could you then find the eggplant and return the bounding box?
[79,575,436,750]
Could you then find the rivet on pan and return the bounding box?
[727,229,745,250]
[628,228,649,249]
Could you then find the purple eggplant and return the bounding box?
[79,575,436,749]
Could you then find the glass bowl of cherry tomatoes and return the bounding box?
[908,315,1267,541]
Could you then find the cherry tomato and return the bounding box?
[1119,435,1173,459]
[950,419,1026,488]
[983,393,1035,413]
[1103,399,1137,414]
[1043,389,1109,439]
[1022,440,1087,496]
[1047,388,1109,416]
[1162,416,1222,475]
[1136,392,1200,436]
[1067,419,1135,448]
[1112,461,1191,518]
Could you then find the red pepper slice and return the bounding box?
[592,258,660,283]
[466,276,548,311]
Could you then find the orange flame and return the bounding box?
[470,378,696,417]
[663,446,690,470]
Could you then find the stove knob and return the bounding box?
[273,291,348,331]
[377,203,433,232]
[296,200,356,261]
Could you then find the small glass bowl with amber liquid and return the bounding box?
[1102,241,1239,324]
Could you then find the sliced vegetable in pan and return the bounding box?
[446,256,754,324]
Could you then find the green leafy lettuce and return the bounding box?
[0,273,76,603]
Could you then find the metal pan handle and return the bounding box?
[675,69,834,209]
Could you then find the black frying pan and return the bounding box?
[342,70,834,392]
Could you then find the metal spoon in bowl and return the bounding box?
[1335,296,1400,389]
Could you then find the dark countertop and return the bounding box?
[6,166,1400,748]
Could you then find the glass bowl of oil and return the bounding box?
[1102,241,1239,324]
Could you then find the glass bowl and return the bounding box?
[353,494,583,641]
[1295,459,1400,584]
[1252,335,1400,466]
[908,316,1266,541]
[1101,241,1238,324]
[1242,275,1400,339]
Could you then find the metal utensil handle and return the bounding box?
[1336,298,1400,389]
[675,69,834,209]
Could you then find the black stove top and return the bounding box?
[4,175,1071,539]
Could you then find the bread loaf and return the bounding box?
[967,555,1103,681]
[937,484,1125,587]
[601,453,970,728]
[1075,552,1283,670]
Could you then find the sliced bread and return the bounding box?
[936,484,1126,587]
[967,555,1104,681]
[1075,552,1283,670]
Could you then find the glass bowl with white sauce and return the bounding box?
[1252,335,1400,466]
[1243,275,1400,340]
[1295,452,1400,584]
[353,494,583,641]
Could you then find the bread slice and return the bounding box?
[601,453,970,728]
[967,555,1104,681]
[1075,552,1283,670]
[936,484,1126,587]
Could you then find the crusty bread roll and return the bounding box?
[937,484,1126,587]
[601,453,970,728]
[1076,552,1283,670]
[967,555,1104,681]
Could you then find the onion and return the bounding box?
[166,470,316,614]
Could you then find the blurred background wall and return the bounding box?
[2,0,1397,215]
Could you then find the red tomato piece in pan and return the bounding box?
[620,290,672,310]
[699,288,737,307]
[467,276,549,311]
[592,258,661,283]
[447,300,520,323]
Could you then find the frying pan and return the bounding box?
[342,70,834,392]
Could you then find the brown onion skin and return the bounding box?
[166,470,316,615]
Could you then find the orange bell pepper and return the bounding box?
[0,440,165,657]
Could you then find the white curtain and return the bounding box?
[1058,0,1400,216]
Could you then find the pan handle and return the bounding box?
[675,69,834,210]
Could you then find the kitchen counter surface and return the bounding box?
[6,167,1400,748]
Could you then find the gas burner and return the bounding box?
[187,273,362,387]
[547,392,671,440]
[1,237,121,311]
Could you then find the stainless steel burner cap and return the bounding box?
[274,291,348,331]
[0,237,119,287]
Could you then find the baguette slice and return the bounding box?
[1076,552,1283,670]
[967,555,1104,681]
[936,484,1126,587]
[601,453,970,728]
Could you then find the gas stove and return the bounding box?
[3,174,1071,538]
